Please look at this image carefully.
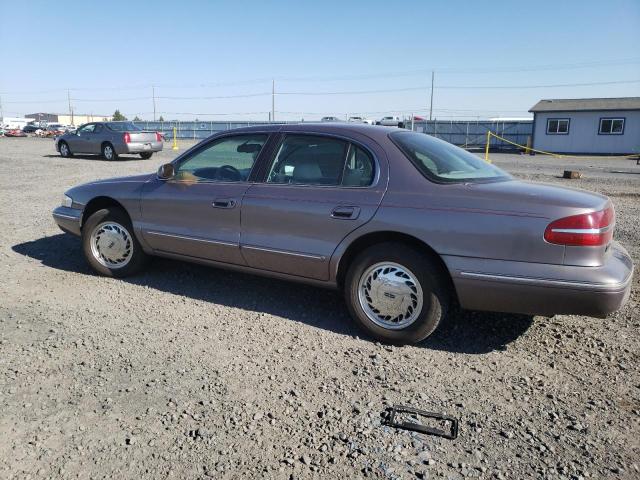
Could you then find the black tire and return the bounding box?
[81,207,149,278]
[344,242,450,344]
[102,143,118,161]
[139,152,153,159]
[59,141,72,157]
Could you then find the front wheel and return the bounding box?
[82,207,149,277]
[344,242,450,344]
[102,143,118,161]
[59,141,72,157]
[139,152,153,159]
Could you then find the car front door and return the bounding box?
[69,123,96,153]
[139,133,270,264]
[240,132,387,281]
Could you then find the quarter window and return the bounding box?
[546,118,569,135]
[599,118,624,135]
[175,134,267,182]
[342,144,375,186]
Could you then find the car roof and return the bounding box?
[227,122,400,141]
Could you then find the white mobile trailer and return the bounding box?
[1,117,35,129]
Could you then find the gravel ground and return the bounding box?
[1,136,638,479]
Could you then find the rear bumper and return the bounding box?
[445,242,633,318]
[52,206,81,236]
[123,141,163,154]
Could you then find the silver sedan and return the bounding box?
[55,121,163,160]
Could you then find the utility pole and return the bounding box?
[429,71,434,121]
[0,95,3,122]
[271,80,275,122]
[152,85,156,122]
[67,89,74,125]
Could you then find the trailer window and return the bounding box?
[546,119,569,135]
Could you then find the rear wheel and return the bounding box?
[344,242,450,344]
[102,143,118,161]
[139,152,153,159]
[59,141,72,157]
[82,207,148,277]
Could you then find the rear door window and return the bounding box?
[266,135,375,187]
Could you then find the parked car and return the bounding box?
[348,116,374,124]
[23,124,43,133]
[4,129,27,137]
[321,116,342,122]
[52,124,633,344]
[376,116,403,127]
[55,121,163,160]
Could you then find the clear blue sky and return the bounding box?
[1,0,639,121]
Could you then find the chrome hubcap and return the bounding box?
[358,262,423,329]
[104,146,113,159]
[60,144,68,156]
[90,222,132,268]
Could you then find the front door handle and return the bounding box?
[212,198,237,209]
[331,206,360,220]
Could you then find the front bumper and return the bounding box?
[52,206,82,236]
[124,141,163,154]
[445,242,634,318]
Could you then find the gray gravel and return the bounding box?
[1,136,639,479]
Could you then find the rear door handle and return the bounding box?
[331,206,360,219]
[212,198,237,209]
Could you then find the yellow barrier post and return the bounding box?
[484,130,491,163]
[172,126,178,151]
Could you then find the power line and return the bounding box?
[2,57,639,95]
[277,79,640,95]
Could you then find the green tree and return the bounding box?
[158,115,165,122]
[133,115,141,121]
[112,109,127,121]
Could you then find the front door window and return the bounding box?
[175,134,268,183]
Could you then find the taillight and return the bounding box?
[123,132,131,143]
[544,206,614,246]
[155,132,162,142]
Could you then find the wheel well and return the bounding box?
[336,231,458,302]
[101,141,113,150]
[81,197,128,229]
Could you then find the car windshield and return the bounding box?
[106,122,141,132]
[390,131,511,183]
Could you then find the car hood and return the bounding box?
[85,173,154,185]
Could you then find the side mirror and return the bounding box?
[157,163,175,180]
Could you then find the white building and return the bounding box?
[529,97,640,155]
[1,117,34,129]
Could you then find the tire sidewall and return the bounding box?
[140,152,153,159]
[81,208,146,277]
[345,243,448,344]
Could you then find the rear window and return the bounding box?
[390,131,511,183]
[106,122,141,132]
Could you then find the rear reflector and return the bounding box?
[544,206,614,246]
[123,132,131,143]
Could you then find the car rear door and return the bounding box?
[139,133,272,264]
[240,132,388,281]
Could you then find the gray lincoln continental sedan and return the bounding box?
[52,123,633,344]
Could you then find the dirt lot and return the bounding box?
[1,136,638,479]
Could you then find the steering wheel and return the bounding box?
[217,165,242,181]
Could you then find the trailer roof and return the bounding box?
[529,97,640,113]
